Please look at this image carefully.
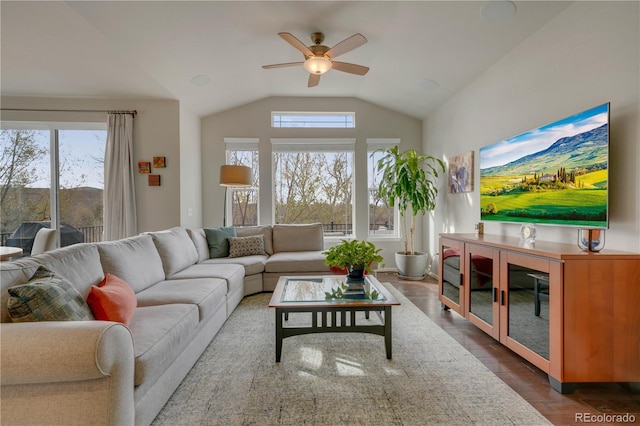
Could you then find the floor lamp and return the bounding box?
[219,165,252,226]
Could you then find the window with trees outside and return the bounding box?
[368,139,400,238]
[225,138,259,227]
[0,124,107,255]
[272,138,354,237]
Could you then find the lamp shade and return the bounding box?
[219,165,252,187]
[303,56,332,75]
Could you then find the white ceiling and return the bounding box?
[1,1,572,119]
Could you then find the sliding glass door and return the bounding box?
[0,124,106,255]
[58,129,106,245]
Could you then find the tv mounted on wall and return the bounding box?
[480,103,609,228]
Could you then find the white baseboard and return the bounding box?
[374,267,398,273]
[376,267,439,280]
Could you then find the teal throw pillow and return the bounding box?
[7,266,95,322]
[204,226,237,258]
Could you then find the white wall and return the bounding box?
[424,1,640,253]
[1,96,182,233]
[201,96,422,267]
[179,104,203,228]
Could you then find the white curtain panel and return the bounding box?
[104,113,137,240]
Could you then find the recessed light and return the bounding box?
[420,79,440,91]
[190,74,210,87]
[480,0,517,23]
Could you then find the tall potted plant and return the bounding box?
[374,146,445,279]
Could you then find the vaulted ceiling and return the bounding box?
[1,1,571,119]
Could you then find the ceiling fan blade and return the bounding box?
[278,32,313,57]
[308,73,320,87]
[331,61,369,76]
[326,33,367,59]
[262,62,304,69]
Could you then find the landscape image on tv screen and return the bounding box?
[480,103,609,228]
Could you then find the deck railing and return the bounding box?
[2,223,394,247]
[77,225,104,243]
[0,225,104,248]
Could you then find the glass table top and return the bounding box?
[280,275,386,303]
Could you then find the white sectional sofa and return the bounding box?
[0,223,330,426]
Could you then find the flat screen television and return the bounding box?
[479,103,609,228]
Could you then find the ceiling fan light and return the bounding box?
[303,56,332,75]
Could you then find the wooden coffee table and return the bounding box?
[268,275,400,362]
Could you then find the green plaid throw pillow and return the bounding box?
[7,266,94,322]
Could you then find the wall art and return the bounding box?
[138,161,151,173]
[449,151,474,193]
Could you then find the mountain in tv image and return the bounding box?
[480,120,608,227]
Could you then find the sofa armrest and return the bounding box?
[1,321,134,385]
[1,321,135,426]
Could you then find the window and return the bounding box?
[225,138,259,226]
[367,139,400,238]
[271,112,355,128]
[272,138,355,237]
[0,124,107,254]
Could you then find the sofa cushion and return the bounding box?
[135,278,227,322]
[87,273,137,325]
[31,243,105,298]
[204,227,236,258]
[150,227,199,277]
[202,255,267,276]
[272,223,324,253]
[228,235,266,258]
[236,225,274,255]
[168,263,245,296]
[128,303,199,386]
[97,235,165,293]
[264,251,331,273]
[187,228,210,262]
[7,266,94,322]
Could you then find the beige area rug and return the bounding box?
[152,283,551,425]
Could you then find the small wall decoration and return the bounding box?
[153,156,166,168]
[449,151,474,193]
[148,175,161,186]
[138,161,151,174]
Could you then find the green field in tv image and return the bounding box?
[480,104,609,228]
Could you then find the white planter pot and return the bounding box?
[395,251,428,280]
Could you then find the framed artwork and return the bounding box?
[148,175,161,186]
[138,161,151,174]
[449,151,474,193]
[153,156,166,168]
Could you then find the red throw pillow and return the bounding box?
[87,273,137,325]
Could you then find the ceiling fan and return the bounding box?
[262,32,369,87]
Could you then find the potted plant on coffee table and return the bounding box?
[373,145,445,279]
[323,239,383,281]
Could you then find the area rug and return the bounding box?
[152,283,551,425]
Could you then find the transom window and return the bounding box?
[271,112,355,128]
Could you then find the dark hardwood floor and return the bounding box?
[381,272,640,426]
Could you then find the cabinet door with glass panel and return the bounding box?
[438,238,465,315]
[464,244,500,340]
[499,251,561,374]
